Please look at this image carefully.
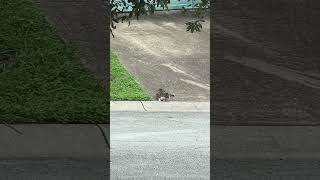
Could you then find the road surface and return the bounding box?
[213,125,320,180]
[0,124,109,180]
[111,111,210,179]
[0,158,108,180]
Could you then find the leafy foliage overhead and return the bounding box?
[110,0,209,36]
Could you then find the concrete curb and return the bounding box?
[0,124,109,158]
[110,101,210,112]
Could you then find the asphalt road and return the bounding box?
[0,158,108,180]
[0,124,109,180]
[111,111,210,180]
[111,13,210,101]
[213,126,320,180]
[213,159,320,180]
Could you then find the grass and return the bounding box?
[0,0,109,123]
[110,50,151,100]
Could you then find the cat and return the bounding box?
[155,88,174,102]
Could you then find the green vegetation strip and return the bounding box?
[111,50,151,100]
[0,0,108,123]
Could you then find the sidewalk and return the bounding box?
[0,124,109,179]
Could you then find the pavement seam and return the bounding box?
[260,128,281,149]
[193,103,199,111]
[140,101,148,111]
[95,124,110,150]
[1,123,23,135]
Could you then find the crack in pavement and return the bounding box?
[95,124,110,150]
[1,124,23,135]
[140,101,148,111]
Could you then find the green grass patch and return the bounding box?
[110,50,151,100]
[0,0,109,123]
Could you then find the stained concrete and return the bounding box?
[213,0,320,125]
[111,13,210,101]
